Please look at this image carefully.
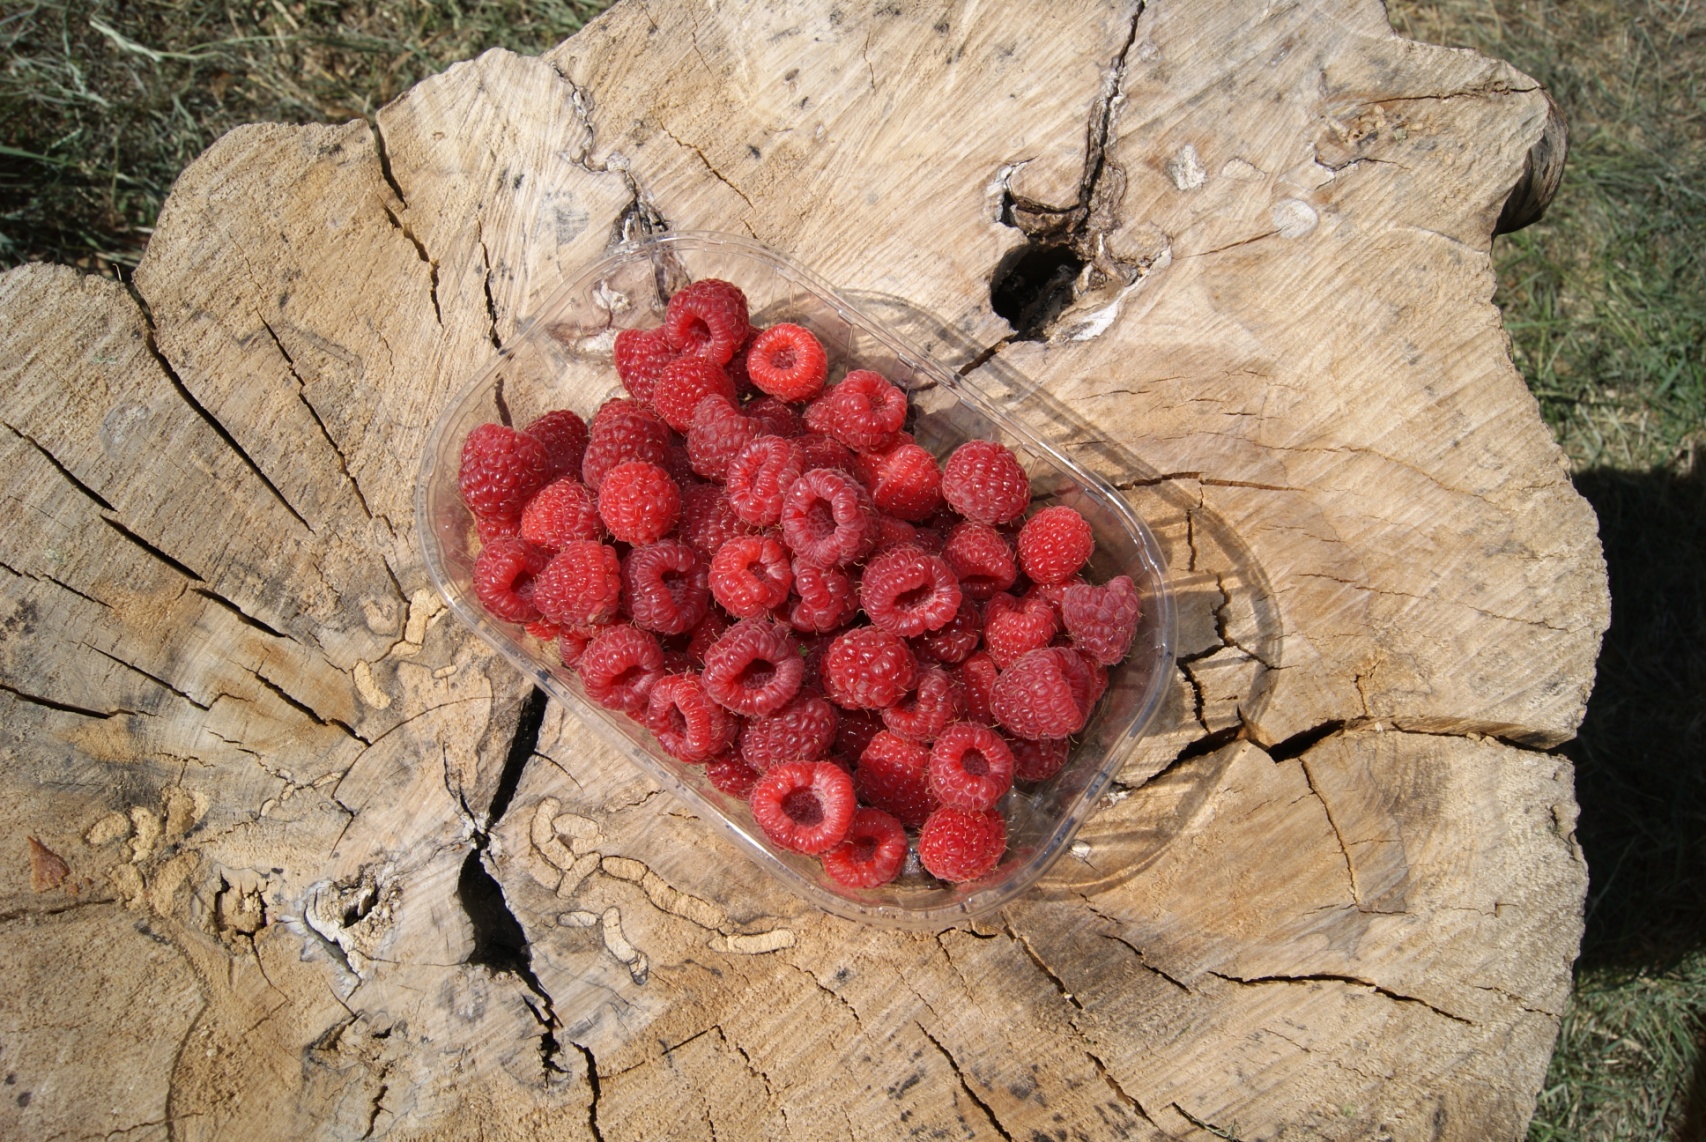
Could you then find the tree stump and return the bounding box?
[0,1,1607,1139]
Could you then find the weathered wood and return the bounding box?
[0,1,1605,1139]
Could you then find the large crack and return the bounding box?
[916,1022,1015,1142]
[259,319,377,522]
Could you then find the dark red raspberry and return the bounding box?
[797,432,858,475]
[726,435,806,526]
[941,440,1030,525]
[703,619,805,717]
[864,442,942,522]
[663,279,750,365]
[910,526,947,556]
[622,540,709,636]
[881,666,963,743]
[613,327,677,403]
[749,761,856,854]
[1076,649,1109,707]
[744,396,804,438]
[928,722,1014,811]
[1018,506,1095,586]
[942,522,1018,600]
[860,545,963,638]
[912,598,982,666]
[645,672,737,763]
[559,627,592,668]
[854,731,938,827]
[834,707,885,766]
[653,356,737,432]
[1024,575,1083,624]
[1011,735,1069,782]
[687,395,763,481]
[781,468,878,567]
[525,409,590,482]
[706,755,761,800]
[709,534,793,618]
[678,483,751,560]
[526,617,566,641]
[990,647,1093,740]
[740,694,838,770]
[520,477,603,551]
[786,560,860,634]
[583,400,671,490]
[459,423,553,518]
[1061,575,1141,666]
[983,591,1059,669]
[804,370,907,452]
[578,625,665,716]
[473,537,551,624]
[533,541,624,628]
[686,610,730,666]
[747,322,829,401]
[918,807,1006,883]
[821,808,908,888]
[869,514,920,556]
[952,651,1000,726]
[726,328,759,398]
[474,512,522,543]
[597,461,680,546]
[822,626,917,709]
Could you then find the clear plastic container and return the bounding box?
[416,233,1175,928]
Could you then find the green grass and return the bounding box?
[4,0,1705,1137]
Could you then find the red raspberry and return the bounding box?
[459,423,553,518]
[797,432,858,475]
[990,647,1093,739]
[664,279,750,365]
[739,694,838,770]
[559,627,592,668]
[645,672,737,763]
[1011,735,1069,782]
[864,442,942,522]
[747,322,829,401]
[1061,575,1141,666]
[912,598,982,666]
[520,477,603,551]
[578,625,665,716]
[474,512,522,543]
[822,626,917,709]
[473,537,551,624]
[781,468,878,567]
[851,430,914,487]
[654,356,737,432]
[749,761,856,854]
[726,328,759,398]
[582,400,671,490]
[910,526,947,556]
[1024,575,1083,624]
[1076,649,1109,707]
[533,541,623,628]
[860,545,963,638]
[787,560,860,634]
[703,619,805,717]
[928,722,1014,811]
[597,461,680,546]
[726,436,806,527]
[952,651,1000,726]
[706,755,761,800]
[834,707,885,766]
[942,522,1017,600]
[821,808,908,888]
[1017,506,1094,586]
[687,395,762,481]
[526,617,566,641]
[678,483,751,560]
[686,610,731,666]
[804,370,907,452]
[709,534,793,618]
[524,409,590,482]
[854,731,937,827]
[918,807,1006,883]
[881,666,963,743]
[622,540,709,636]
[744,396,804,438]
[613,327,677,403]
[941,440,1030,525]
[983,591,1059,669]
[869,514,920,556]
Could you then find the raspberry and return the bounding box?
[687,395,762,481]
[910,526,947,556]
[952,651,1000,726]
[739,694,838,770]
[474,512,522,543]
[558,627,592,669]
[851,431,914,487]
[526,617,566,641]
[869,514,920,556]
[473,537,551,624]
[703,619,805,716]
[990,647,1093,740]
[678,483,751,560]
[459,423,553,518]
[1017,506,1095,586]
[645,672,737,763]
[525,409,590,482]
[1024,575,1082,624]
[941,440,1030,525]
[797,432,858,475]
[726,435,806,527]
[928,722,1015,811]
[653,356,737,432]
[578,625,665,716]
[860,545,962,638]
[744,396,804,438]
[822,626,917,709]
[597,461,680,546]
[664,279,750,365]
[918,807,1006,883]
[706,755,761,800]
[747,322,829,401]
[912,598,982,666]
[749,761,856,854]
[983,591,1059,669]
[881,666,963,743]
[582,400,670,490]
[533,541,623,628]
[821,808,908,888]
[780,468,877,567]
[622,540,709,636]
[854,731,937,827]
[864,442,942,522]
[1011,736,1068,782]
[662,440,697,485]
[1060,575,1141,665]
[834,707,885,766]
[786,560,859,634]
[520,477,603,551]
[726,329,759,398]
[613,327,677,403]
[686,610,730,666]
[804,370,907,452]
[709,534,794,618]
[941,522,1017,600]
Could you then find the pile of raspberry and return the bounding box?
[457,278,1141,890]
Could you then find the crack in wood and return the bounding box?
[258,318,378,522]
[1204,969,1474,1026]
[102,517,207,583]
[1083,1048,1158,1128]
[916,1021,1015,1142]
[4,421,115,511]
[247,666,369,745]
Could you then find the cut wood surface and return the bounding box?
[0,1,1607,1139]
